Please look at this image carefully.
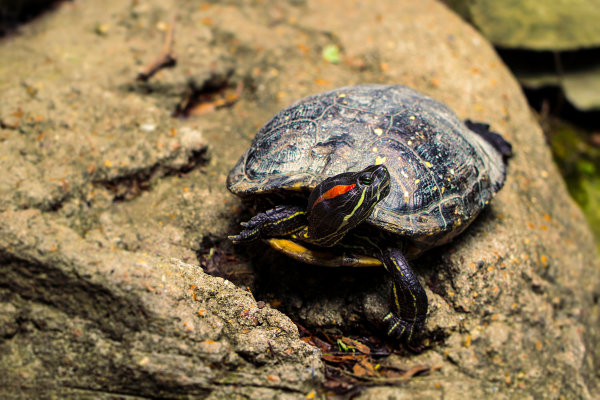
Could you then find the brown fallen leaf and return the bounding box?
[322,353,366,363]
[340,337,371,354]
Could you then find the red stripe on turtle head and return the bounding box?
[311,184,356,208]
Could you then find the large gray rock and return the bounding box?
[0,0,598,399]
[446,0,600,50]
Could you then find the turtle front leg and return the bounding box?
[380,248,428,343]
[230,205,307,244]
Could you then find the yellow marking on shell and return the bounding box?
[403,191,409,199]
[414,179,421,184]
[407,140,412,145]
[338,93,346,98]
[266,238,381,267]
[286,181,307,191]
[441,186,445,194]
[424,161,432,168]
[373,128,383,136]
[375,156,386,165]
[372,146,378,152]
[409,115,415,120]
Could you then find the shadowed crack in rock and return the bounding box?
[0,253,149,340]
[93,147,209,203]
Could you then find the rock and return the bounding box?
[446,0,600,50]
[0,209,321,398]
[0,0,598,399]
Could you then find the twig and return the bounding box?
[137,14,177,81]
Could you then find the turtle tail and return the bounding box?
[465,119,513,162]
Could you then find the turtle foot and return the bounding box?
[383,312,425,344]
[230,205,307,244]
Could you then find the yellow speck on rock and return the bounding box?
[535,340,543,351]
[373,128,383,136]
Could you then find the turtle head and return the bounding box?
[306,164,391,247]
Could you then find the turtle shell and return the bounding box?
[228,84,507,249]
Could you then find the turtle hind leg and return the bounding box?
[229,205,307,244]
[380,248,428,343]
[465,119,513,161]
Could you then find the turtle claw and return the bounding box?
[239,212,271,229]
[228,227,260,244]
[383,312,424,344]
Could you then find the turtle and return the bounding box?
[227,84,511,343]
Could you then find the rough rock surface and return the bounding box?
[0,0,598,399]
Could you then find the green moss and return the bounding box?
[548,120,600,249]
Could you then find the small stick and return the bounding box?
[137,14,177,81]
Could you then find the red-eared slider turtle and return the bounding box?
[227,84,511,343]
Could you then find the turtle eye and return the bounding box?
[358,174,373,185]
